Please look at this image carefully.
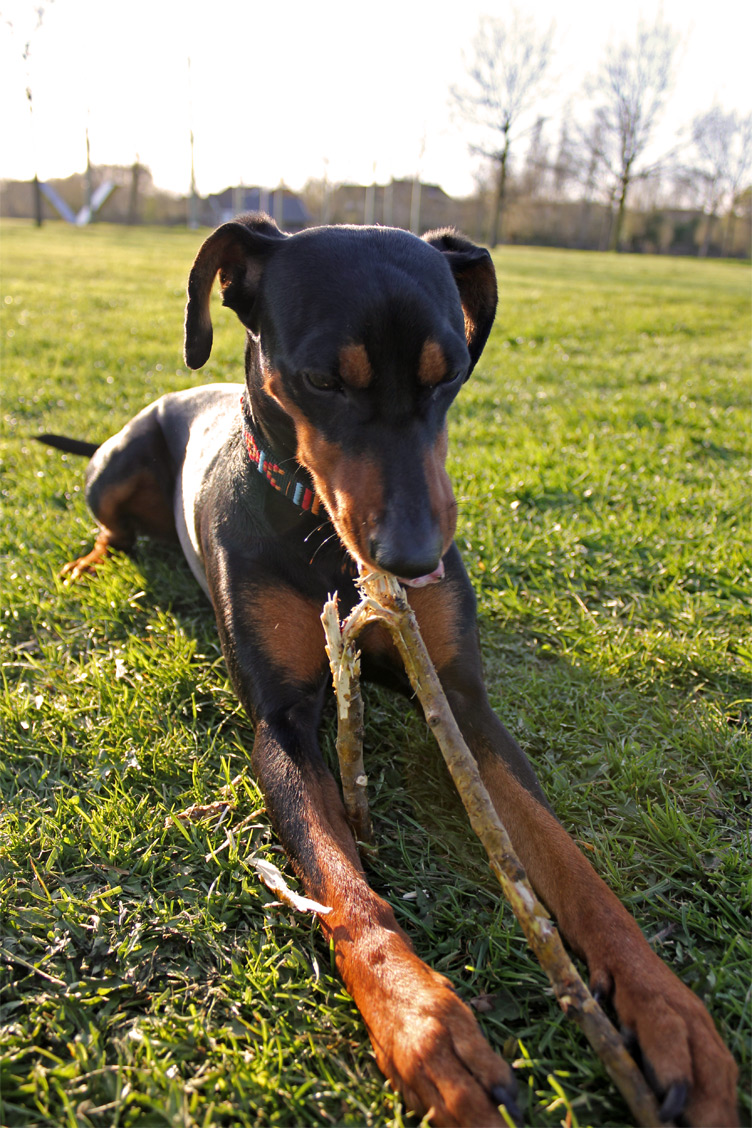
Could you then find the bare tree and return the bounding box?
[551,105,577,199]
[575,116,612,249]
[451,11,554,247]
[584,19,679,251]
[689,107,752,255]
[521,116,550,198]
[3,2,56,226]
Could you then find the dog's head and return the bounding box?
[185,213,497,583]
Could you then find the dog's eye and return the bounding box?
[303,371,340,393]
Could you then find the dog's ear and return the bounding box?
[423,229,498,372]
[184,213,287,369]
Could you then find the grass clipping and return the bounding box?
[322,571,664,1128]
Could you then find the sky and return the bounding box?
[0,0,750,201]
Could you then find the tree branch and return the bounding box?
[322,572,667,1127]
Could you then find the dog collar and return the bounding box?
[240,393,322,514]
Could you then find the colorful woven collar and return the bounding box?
[240,393,322,515]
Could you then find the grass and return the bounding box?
[1,219,750,1127]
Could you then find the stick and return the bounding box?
[321,599,372,844]
[321,571,665,1128]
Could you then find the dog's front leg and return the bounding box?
[249,709,519,1127]
[441,674,739,1127]
[206,557,519,1127]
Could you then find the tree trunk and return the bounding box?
[489,133,510,248]
[128,161,142,226]
[610,175,630,251]
[32,175,43,227]
[599,188,616,251]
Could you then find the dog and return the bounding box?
[39,214,737,1126]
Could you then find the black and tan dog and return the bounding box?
[40,214,737,1126]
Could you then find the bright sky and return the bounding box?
[0,0,749,199]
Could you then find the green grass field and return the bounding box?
[1,220,750,1127]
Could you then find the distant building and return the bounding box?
[203,186,310,232]
[326,179,468,234]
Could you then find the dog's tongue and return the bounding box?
[399,560,445,588]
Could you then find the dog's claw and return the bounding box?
[660,1079,688,1123]
[491,1081,523,1126]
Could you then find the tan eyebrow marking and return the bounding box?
[418,339,448,387]
[339,342,373,389]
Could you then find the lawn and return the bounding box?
[1,220,750,1127]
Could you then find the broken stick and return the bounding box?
[321,570,665,1128]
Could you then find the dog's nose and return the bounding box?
[369,528,443,581]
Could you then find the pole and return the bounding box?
[187,57,199,228]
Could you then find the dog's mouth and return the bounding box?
[352,553,446,589]
[397,560,445,588]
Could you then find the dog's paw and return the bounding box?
[590,947,738,1126]
[60,556,98,582]
[59,540,111,583]
[361,957,520,1127]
